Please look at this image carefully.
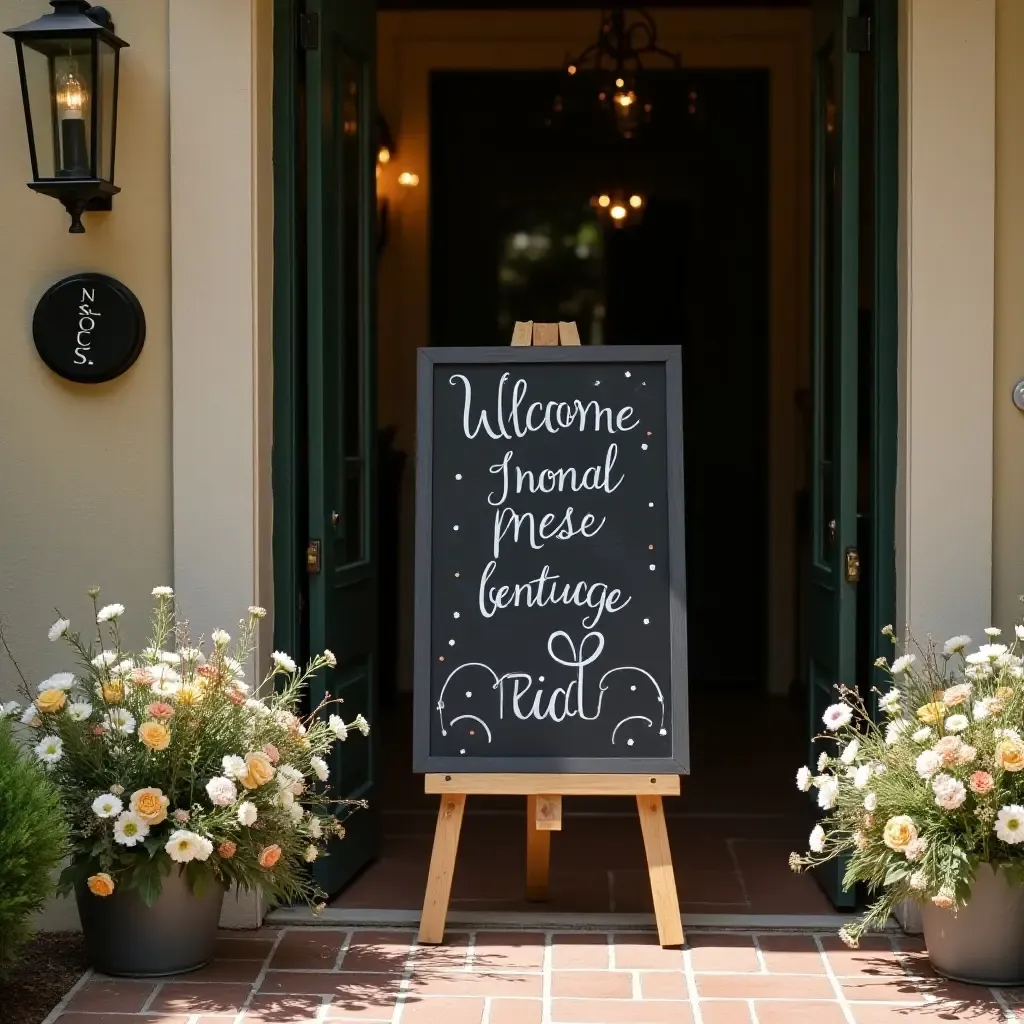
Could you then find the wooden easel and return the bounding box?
[417,320,685,949]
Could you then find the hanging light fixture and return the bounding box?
[591,190,645,228]
[559,7,680,139]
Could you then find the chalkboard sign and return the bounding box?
[413,346,689,774]
[33,273,146,384]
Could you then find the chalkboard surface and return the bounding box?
[414,346,689,774]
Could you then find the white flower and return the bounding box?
[996,805,1024,844]
[156,651,181,666]
[905,837,929,862]
[111,659,135,678]
[96,603,125,623]
[151,586,174,598]
[20,706,41,727]
[886,720,914,745]
[224,657,246,679]
[353,714,370,737]
[48,618,70,642]
[809,825,826,853]
[328,714,348,741]
[932,773,967,810]
[878,689,901,714]
[310,755,329,782]
[304,844,319,863]
[308,817,323,839]
[289,801,304,823]
[840,739,860,765]
[150,664,181,696]
[838,927,858,949]
[817,751,829,771]
[323,649,337,668]
[211,629,231,648]
[276,789,296,810]
[205,777,238,807]
[912,727,933,743]
[178,647,204,663]
[1,700,22,718]
[1016,625,1024,641]
[864,792,878,812]
[67,701,93,722]
[91,651,118,668]
[909,870,928,890]
[796,767,812,792]
[166,829,213,863]
[248,605,267,619]
[973,698,995,721]
[34,735,62,764]
[277,765,305,796]
[817,776,839,810]
[916,750,942,779]
[978,643,1008,661]
[822,703,852,731]
[91,793,123,818]
[945,714,969,733]
[38,675,73,699]
[997,728,1024,743]
[272,651,297,674]
[222,755,246,780]
[943,635,971,656]
[890,654,916,675]
[113,810,150,847]
[853,765,872,790]
[985,627,1002,638]
[237,801,258,827]
[105,709,137,735]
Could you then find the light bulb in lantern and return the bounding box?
[615,77,625,88]
[567,64,577,75]
[629,194,643,209]
[378,146,391,165]
[610,204,627,221]
[614,90,635,109]
[54,59,89,176]
[597,194,610,208]
[398,172,419,187]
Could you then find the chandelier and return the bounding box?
[558,7,681,139]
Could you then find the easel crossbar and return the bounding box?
[424,773,680,796]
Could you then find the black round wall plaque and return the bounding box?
[32,273,146,384]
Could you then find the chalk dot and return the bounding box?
[641,443,648,451]
[630,684,637,691]
[648,544,654,551]
[594,380,600,386]
[625,371,632,378]
[460,749,466,755]
[453,525,459,531]
[659,728,667,736]
[449,639,455,646]
[642,381,647,386]
[643,618,650,625]
[438,656,445,662]
[465,691,472,698]
[455,473,462,480]
[455,572,461,578]
[648,502,654,507]
[649,564,656,571]
[453,612,460,619]
[647,431,653,436]
[539,675,545,682]
[469,729,475,735]
[88,360,94,366]
[627,738,635,746]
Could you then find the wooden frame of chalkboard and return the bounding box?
[413,344,689,775]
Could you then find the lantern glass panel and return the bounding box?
[95,38,116,182]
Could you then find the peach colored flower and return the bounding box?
[147,702,175,719]
[970,771,995,794]
[933,736,963,766]
[263,743,280,764]
[943,683,973,707]
[226,687,246,705]
[132,668,155,687]
[197,664,222,682]
[997,738,1024,772]
[238,751,276,790]
[87,873,115,897]
[218,841,237,859]
[992,686,1015,714]
[883,816,918,852]
[130,787,170,825]
[36,688,66,714]
[173,809,191,823]
[91,725,105,736]
[258,844,282,869]
[139,720,171,752]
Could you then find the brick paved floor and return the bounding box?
[46,926,1024,1023]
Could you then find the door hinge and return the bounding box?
[298,11,319,50]
[846,15,872,53]
[845,547,861,583]
[306,539,322,574]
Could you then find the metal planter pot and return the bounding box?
[75,866,225,978]
[921,863,1024,986]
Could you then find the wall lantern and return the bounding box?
[5,1,128,234]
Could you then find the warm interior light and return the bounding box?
[615,77,625,88]
[398,172,419,187]
[378,146,391,165]
[610,204,627,221]
[629,194,643,209]
[55,62,86,119]
[614,90,635,108]
[567,64,577,75]
[597,194,611,208]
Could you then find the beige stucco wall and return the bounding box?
[993,0,1024,631]
[0,0,172,702]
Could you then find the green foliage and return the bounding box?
[0,716,67,974]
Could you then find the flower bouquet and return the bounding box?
[2,586,369,977]
[791,624,1024,984]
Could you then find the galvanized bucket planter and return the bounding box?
[921,864,1024,986]
[75,866,225,977]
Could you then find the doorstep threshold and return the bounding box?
[267,906,900,933]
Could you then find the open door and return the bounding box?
[808,0,861,909]
[304,0,379,895]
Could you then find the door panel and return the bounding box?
[305,0,379,896]
[808,0,860,910]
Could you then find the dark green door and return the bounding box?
[305,0,379,895]
[808,0,861,909]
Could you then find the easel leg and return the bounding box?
[636,795,685,948]
[419,794,466,944]
[525,794,552,901]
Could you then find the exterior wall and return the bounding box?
[992,0,1024,630]
[0,0,172,931]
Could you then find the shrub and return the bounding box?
[0,714,67,974]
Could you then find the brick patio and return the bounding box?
[45,926,1023,1023]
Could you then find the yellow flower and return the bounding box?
[87,872,115,897]
[138,720,171,752]
[916,702,947,725]
[238,751,276,790]
[102,681,125,704]
[36,688,66,714]
[996,738,1024,773]
[130,787,169,825]
[883,815,918,852]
